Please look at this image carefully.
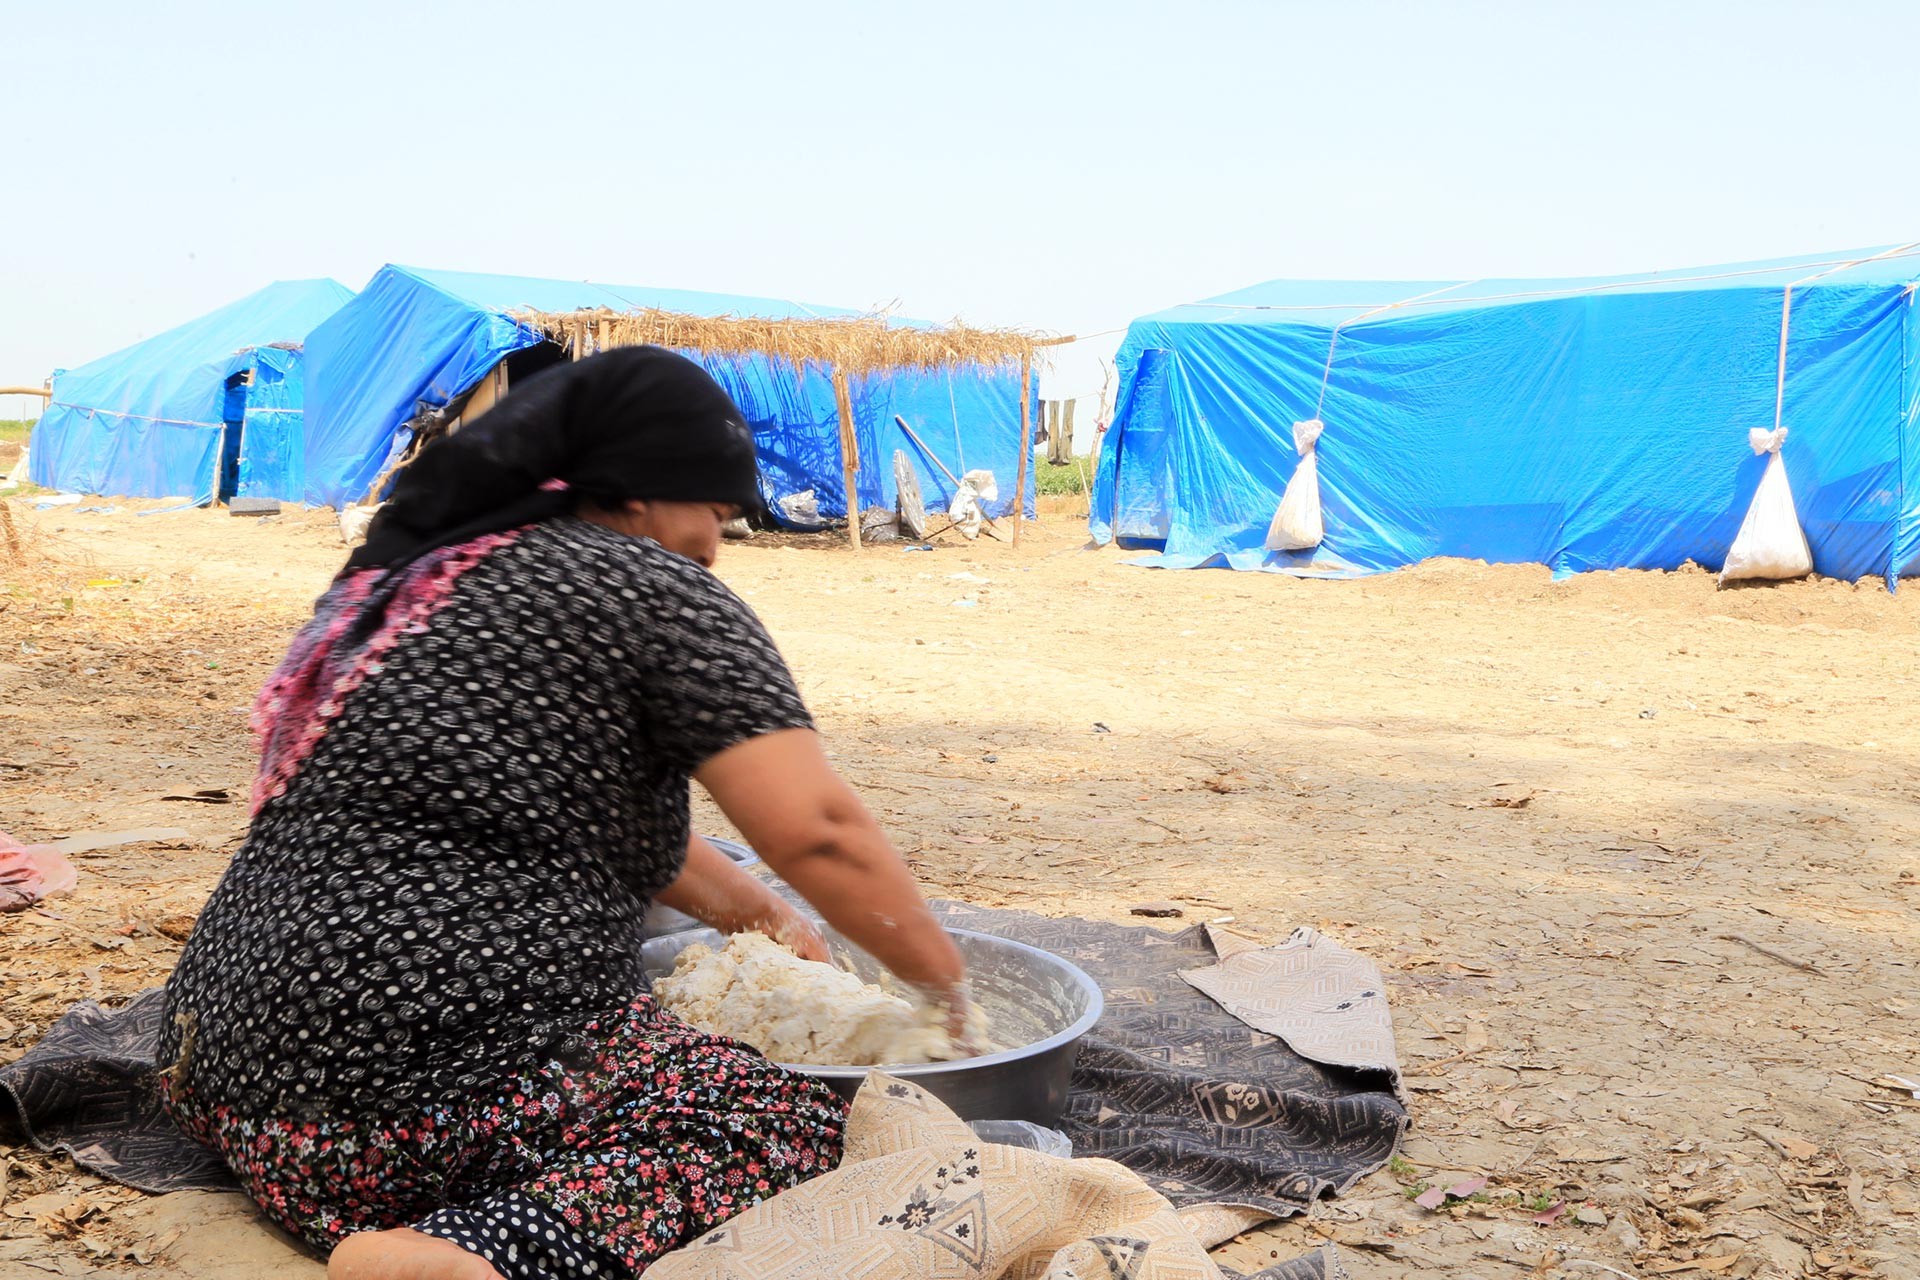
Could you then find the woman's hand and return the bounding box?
[911,978,990,1059]
[747,896,830,964]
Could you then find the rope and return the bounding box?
[945,368,966,474]
[1313,281,1477,418]
[1772,242,1920,431]
[46,402,222,430]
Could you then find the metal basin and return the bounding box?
[640,925,1104,1126]
[639,837,761,940]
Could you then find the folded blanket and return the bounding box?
[650,1071,1344,1280]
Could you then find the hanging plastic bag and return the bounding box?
[1721,428,1813,584]
[1264,418,1324,551]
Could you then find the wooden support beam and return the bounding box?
[459,362,508,425]
[832,366,862,551]
[0,386,51,398]
[1013,355,1032,546]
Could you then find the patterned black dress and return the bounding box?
[158,518,847,1278]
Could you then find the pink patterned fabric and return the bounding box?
[249,531,523,814]
[0,830,77,913]
[158,996,846,1276]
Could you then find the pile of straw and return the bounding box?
[516,308,1045,377]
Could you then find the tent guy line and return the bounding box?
[1771,241,1920,432]
[1313,281,1479,418]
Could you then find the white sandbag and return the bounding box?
[948,468,999,541]
[1264,418,1325,551]
[1721,427,1812,584]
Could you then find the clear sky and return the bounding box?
[6,0,1917,406]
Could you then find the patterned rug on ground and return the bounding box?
[930,904,1407,1221]
[1,904,1406,1279]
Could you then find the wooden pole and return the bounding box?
[1013,356,1032,546]
[0,387,52,399]
[833,366,862,551]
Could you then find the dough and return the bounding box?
[654,932,978,1066]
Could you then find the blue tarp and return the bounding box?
[1093,247,1920,584]
[27,280,355,503]
[304,266,1036,520]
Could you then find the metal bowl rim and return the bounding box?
[703,836,760,866]
[768,925,1106,1080]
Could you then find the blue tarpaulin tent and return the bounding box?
[304,266,1035,520]
[1093,246,1920,584]
[27,280,355,503]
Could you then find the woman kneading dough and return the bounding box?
[157,348,970,1280]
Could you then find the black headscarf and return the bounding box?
[348,345,761,573]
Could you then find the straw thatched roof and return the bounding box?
[514,306,1048,378]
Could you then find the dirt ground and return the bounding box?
[3,497,1917,1280]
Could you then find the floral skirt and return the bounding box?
[160,996,848,1279]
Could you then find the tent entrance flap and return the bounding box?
[1112,349,1176,543]
[218,370,249,503]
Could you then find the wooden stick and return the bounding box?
[0,386,52,398]
[1013,355,1032,546]
[0,502,20,560]
[1717,933,1819,973]
[832,366,861,551]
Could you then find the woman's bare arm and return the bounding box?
[693,728,966,995]
[651,833,829,961]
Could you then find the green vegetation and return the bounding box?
[1035,459,1092,497]
[1386,1155,1418,1180]
[0,419,36,447]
